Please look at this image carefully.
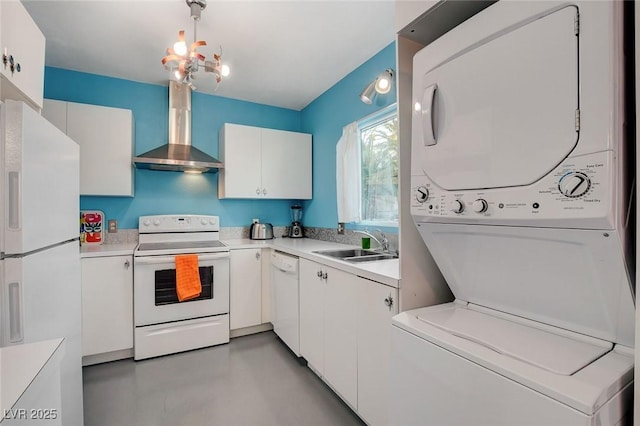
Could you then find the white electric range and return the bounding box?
[133,215,230,360]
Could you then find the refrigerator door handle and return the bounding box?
[8,281,23,343]
[8,171,20,230]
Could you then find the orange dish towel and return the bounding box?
[175,254,202,302]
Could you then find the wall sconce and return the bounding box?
[360,69,394,104]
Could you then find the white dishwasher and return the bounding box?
[270,251,301,356]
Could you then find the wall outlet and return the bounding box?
[337,222,345,235]
[252,218,259,224]
[108,219,118,233]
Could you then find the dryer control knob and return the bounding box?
[559,172,591,198]
[201,219,208,225]
[153,219,161,226]
[450,200,465,214]
[415,186,429,203]
[209,219,216,225]
[472,199,488,213]
[143,219,151,226]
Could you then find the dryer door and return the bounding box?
[414,6,579,191]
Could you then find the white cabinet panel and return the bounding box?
[299,259,357,409]
[230,248,262,330]
[261,128,312,199]
[219,123,312,199]
[299,258,325,373]
[0,0,45,109]
[42,99,135,197]
[81,256,133,357]
[357,277,398,426]
[323,267,358,408]
[219,124,262,198]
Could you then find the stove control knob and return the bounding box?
[472,199,488,213]
[153,219,160,226]
[143,219,151,226]
[415,186,429,203]
[201,218,208,225]
[558,172,591,198]
[450,200,465,214]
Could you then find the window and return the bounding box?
[358,109,398,226]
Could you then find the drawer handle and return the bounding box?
[256,252,261,260]
[124,259,130,269]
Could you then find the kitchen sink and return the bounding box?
[313,249,398,262]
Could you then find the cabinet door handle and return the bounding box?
[262,188,267,195]
[8,282,23,343]
[256,187,261,195]
[322,272,328,280]
[124,260,130,269]
[384,295,394,311]
[256,252,261,260]
[317,270,323,278]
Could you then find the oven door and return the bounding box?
[134,252,230,327]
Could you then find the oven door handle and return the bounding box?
[134,252,230,265]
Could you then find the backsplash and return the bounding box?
[100,226,398,253]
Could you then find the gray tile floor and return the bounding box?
[83,332,364,426]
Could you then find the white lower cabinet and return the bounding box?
[229,248,263,330]
[300,259,358,409]
[81,255,133,358]
[357,277,399,426]
[300,258,399,424]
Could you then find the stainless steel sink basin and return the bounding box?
[313,249,379,258]
[345,253,398,262]
[313,249,398,262]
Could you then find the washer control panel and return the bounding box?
[411,151,613,227]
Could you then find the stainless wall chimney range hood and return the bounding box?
[132,81,224,173]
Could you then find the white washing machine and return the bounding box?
[392,1,635,425]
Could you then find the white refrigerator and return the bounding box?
[0,100,83,425]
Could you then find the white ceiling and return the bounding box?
[22,0,396,110]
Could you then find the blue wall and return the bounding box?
[300,42,396,231]
[44,41,396,231]
[44,68,302,229]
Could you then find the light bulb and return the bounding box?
[374,69,394,94]
[220,64,230,77]
[174,41,187,56]
[174,70,183,80]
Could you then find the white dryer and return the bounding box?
[392,1,635,425]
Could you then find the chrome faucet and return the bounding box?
[354,229,390,253]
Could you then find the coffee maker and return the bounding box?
[289,204,304,238]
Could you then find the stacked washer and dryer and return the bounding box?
[391,1,635,425]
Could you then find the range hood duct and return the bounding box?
[132,81,224,173]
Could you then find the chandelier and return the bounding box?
[161,0,230,89]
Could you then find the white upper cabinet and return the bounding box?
[219,123,312,199]
[0,0,45,110]
[42,99,135,197]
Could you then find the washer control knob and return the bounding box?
[450,200,465,214]
[209,219,216,225]
[143,219,151,226]
[559,172,591,198]
[415,186,429,203]
[153,219,161,226]
[472,199,488,213]
[201,218,208,225]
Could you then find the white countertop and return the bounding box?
[80,242,138,258]
[224,237,400,287]
[1,338,64,419]
[77,238,399,287]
